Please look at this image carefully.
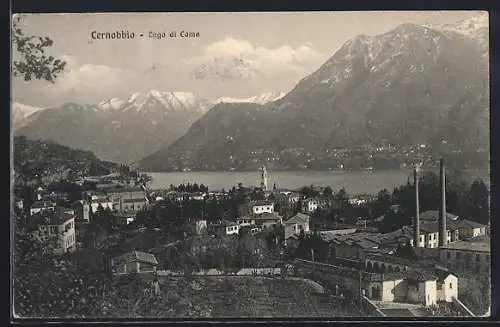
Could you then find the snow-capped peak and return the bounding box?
[214,91,287,105]
[98,97,125,111]
[119,90,205,113]
[424,14,488,40]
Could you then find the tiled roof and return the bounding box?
[419,222,440,234]
[457,219,487,229]
[406,269,438,281]
[329,232,381,249]
[365,252,417,266]
[441,237,490,253]
[113,250,158,266]
[284,213,310,225]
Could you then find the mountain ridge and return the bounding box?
[13,90,289,163]
[139,17,489,171]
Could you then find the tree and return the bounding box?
[322,186,333,199]
[12,14,66,83]
[466,180,490,224]
[334,188,349,207]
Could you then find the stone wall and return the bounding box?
[292,259,362,299]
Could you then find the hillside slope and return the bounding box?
[140,18,489,171]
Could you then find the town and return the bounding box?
[13,159,491,318]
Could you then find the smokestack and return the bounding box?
[413,167,420,248]
[438,158,447,247]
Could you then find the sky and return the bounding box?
[11,11,486,107]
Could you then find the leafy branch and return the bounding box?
[11,14,66,83]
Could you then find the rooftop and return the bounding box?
[419,210,459,221]
[246,212,282,221]
[328,232,381,249]
[31,206,75,226]
[113,250,159,266]
[441,236,491,253]
[284,213,310,225]
[455,219,487,229]
[364,269,438,282]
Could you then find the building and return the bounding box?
[112,251,159,275]
[238,212,282,229]
[29,207,76,255]
[239,200,275,216]
[318,228,357,241]
[239,224,261,236]
[439,236,491,274]
[14,197,24,211]
[284,213,311,238]
[195,220,208,234]
[408,221,460,249]
[301,197,325,213]
[328,232,381,261]
[119,197,147,213]
[106,187,147,213]
[115,213,135,226]
[88,194,116,213]
[71,200,90,223]
[30,201,56,216]
[455,219,487,240]
[208,220,240,237]
[365,270,439,306]
[348,194,374,207]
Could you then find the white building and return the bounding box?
[252,201,274,215]
[239,201,275,216]
[30,207,76,255]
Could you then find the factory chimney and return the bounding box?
[438,158,447,247]
[413,167,420,248]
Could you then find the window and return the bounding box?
[449,283,452,289]
[456,252,461,260]
[420,235,424,242]
[447,251,451,259]
[476,254,480,262]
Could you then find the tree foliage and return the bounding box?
[12,14,66,83]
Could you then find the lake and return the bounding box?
[149,169,489,195]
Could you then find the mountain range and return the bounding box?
[139,15,489,171]
[13,91,286,163]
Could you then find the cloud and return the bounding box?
[186,38,325,82]
[48,54,135,93]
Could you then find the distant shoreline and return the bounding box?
[144,167,490,174]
